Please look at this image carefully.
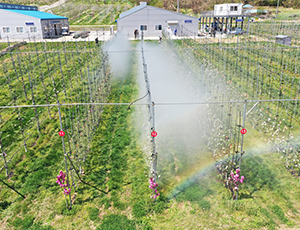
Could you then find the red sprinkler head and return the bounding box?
[59,131,65,137]
[151,131,157,137]
[240,129,247,135]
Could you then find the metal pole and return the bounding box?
[247,16,250,35]
[177,0,179,13]
[27,70,41,136]
[239,101,247,169]
[58,104,72,210]
[87,66,96,128]
[141,33,158,198]
[0,133,8,177]
[276,0,280,18]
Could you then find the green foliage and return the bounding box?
[134,219,153,230]
[96,214,136,230]
[0,201,11,210]
[190,209,196,214]
[198,200,211,210]
[271,205,288,224]
[153,196,168,214]
[133,201,147,218]
[176,183,213,202]
[23,168,52,193]
[13,215,35,229]
[88,207,100,221]
[63,205,81,216]
[29,222,55,230]
[240,154,277,197]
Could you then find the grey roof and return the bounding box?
[275,35,291,38]
[118,3,198,21]
[119,2,147,18]
[244,9,268,14]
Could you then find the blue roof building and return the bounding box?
[4,9,68,20]
[0,3,69,40]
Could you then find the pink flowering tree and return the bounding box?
[227,168,244,200]
[149,177,160,199]
[56,171,71,195]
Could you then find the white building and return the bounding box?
[117,2,198,38]
[0,3,68,41]
[214,3,243,17]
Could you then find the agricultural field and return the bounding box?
[263,7,300,20]
[176,35,300,172]
[249,21,300,43]
[1,17,300,230]
[0,40,113,228]
[52,2,130,26]
[0,0,57,6]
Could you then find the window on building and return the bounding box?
[140,25,147,31]
[3,27,10,33]
[30,27,37,33]
[230,6,238,11]
[16,27,24,33]
[220,6,223,11]
[155,25,162,30]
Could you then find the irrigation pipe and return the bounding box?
[1,99,300,109]
[3,46,299,55]
[246,101,260,116]
[66,154,108,194]
[0,177,25,199]
[66,154,132,193]
[128,91,149,110]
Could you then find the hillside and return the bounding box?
[1,0,299,16]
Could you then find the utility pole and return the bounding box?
[177,0,179,13]
[276,0,280,18]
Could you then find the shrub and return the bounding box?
[0,201,11,210]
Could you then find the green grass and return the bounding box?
[52,3,130,26]
[1,35,300,229]
[263,7,300,20]
[0,0,57,6]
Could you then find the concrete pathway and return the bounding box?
[39,0,67,12]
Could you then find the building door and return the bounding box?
[167,22,179,35]
[54,24,58,36]
[54,24,62,36]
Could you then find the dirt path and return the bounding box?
[39,0,67,12]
